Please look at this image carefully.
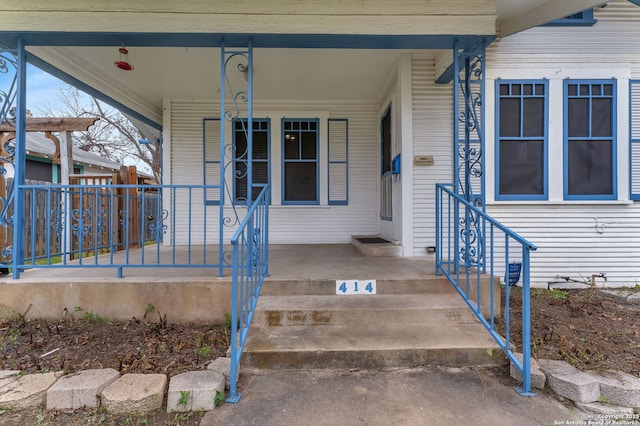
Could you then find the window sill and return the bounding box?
[487,200,633,206]
[271,204,332,209]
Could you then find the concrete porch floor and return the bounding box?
[6,244,437,283]
[0,245,440,322]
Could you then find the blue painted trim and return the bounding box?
[328,118,349,206]
[543,9,597,27]
[631,80,640,200]
[563,79,617,201]
[281,118,320,205]
[0,32,495,50]
[435,61,455,85]
[203,118,221,206]
[26,53,161,130]
[380,104,392,221]
[232,118,271,205]
[495,79,549,201]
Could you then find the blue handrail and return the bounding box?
[227,184,269,403]
[436,183,537,396]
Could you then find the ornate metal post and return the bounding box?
[0,40,27,278]
[219,41,253,273]
[453,40,486,274]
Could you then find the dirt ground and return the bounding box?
[497,287,640,377]
[1,288,639,425]
[0,307,228,426]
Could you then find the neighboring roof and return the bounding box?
[17,132,120,171]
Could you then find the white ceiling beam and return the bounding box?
[498,0,607,38]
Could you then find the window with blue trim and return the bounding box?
[496,80,548,200]
[282,119,319,204]
[233,119,270,203]
[564,80,616,200]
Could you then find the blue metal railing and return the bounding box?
[436,183,537,396]
[227,185,269,403]
[9,183,226,277]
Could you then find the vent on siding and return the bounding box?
[380,174,392,220]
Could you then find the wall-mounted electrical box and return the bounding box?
[391,154,401,175]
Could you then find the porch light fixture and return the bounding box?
[114,45,134,71]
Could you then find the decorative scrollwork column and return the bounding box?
[453,40,486,272]
[219,41,253,268]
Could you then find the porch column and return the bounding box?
[219,41,254,275]
[11,39,27,278]
[452,40,486,273]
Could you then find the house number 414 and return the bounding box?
[336,280,377,295]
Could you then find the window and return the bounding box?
[380,106,392,220]
[282,119,319,204]
[564,80,616,200]
[233,119,270,203]
[496,81,548,200]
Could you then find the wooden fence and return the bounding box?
[0,166,159,264]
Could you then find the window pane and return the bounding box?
[603,84,613,95]
[512,85,521,95]
[253,162,268,184]
[568,84,578,96]
[499,84,509,96]
[523,98,544,137]
[535,84,544,96]
[523,84,533,95]
[499,98,521,137]
[301,132,317,159]
[499,140,544,195]
[568,140,612,195]
[235,133,247,159]
[284,163,317,201]
[568,98,589,137]
[592,98,612,137]
[253,134,268,159]
[284,133,299,159]
[580,85,589,96]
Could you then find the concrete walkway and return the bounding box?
[203,367,584,426]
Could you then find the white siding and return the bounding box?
[169,99,378,245]
[484,0,640,287]
[411,54,455,255]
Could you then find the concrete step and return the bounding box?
[261,277,457,296]
[242,321,503,371]
[252,294,478,327]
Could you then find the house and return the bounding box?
[3,131,120,182]
[4,0,637,402]
[0,1,637,286]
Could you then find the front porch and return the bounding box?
[0,243,445,322]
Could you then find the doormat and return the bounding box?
[354,237,391,244]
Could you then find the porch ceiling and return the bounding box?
[8,0,608,128]
[27,46,408,126]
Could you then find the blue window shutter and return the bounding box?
[631,81,640,200]
[203,118,221,205]
[328,119,348,205]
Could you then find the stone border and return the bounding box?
[510,354,640,419]
[0,357,231,416]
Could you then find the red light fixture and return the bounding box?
[114,46,134,71]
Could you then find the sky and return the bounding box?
[0,63,151,173]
